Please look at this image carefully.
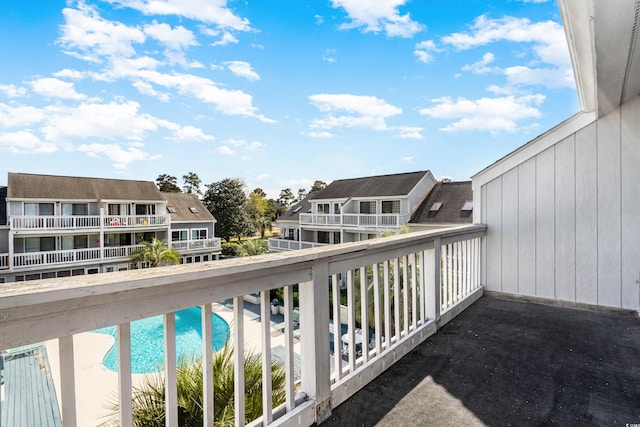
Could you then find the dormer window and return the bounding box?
[189,207,199,213]
[167,206,177,214]
[293,206,303,213]
[461,201,473,211]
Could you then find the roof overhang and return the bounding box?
[560,0,640,118]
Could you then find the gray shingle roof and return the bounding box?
[409,181,473,224]
[278,192,317,221]
[161,192,215,222]
[7,173,163,201]
[310,171,431,200]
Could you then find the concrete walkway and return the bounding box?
[323,295,640,426]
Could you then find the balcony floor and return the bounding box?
[324,294,640,426]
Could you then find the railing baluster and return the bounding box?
[233,296,245,426]
[346,270,356,372]
[373,263,382,355]
[411,253,417,330]
[360,266,369,363]
[383,260,391,350]
[202,304,214,427]
[284,285,296,410]
[260,290,273,424]
[393,258,400,343]
[164,312,178,427]
[331,273,342,381]
[59,335,77,427]
[402,256,409,336]
[117,323,132,427]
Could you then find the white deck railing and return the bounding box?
[9,214,171,231]
[170,238,222,252]
[299,213,409,229]
[268,238,328,251]
[0,224,485,426]
[0,253,8,270]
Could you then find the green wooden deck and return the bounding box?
[1,345,62,427]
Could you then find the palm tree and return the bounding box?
[106,344,287,426]
[131,238,181,268]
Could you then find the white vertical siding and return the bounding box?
[555,135,576,302]
[474,94,640,310]
[575,122,598,304]
[501,168,519,294]
[620,98,640,309]
[518,158,537,296]
[596,108,622,307]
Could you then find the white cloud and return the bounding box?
[0,104,48,128]
[394,126,424,139]
[225,61,260,81]
[30,78,87,100]
[442,15,572,89]
[211,32,239,46]
[414,40,440,63]
[0,131,59,154]
[58,4,146,61]
[105,0,251,31]
[53,69,86,79]
[77,143,157,169]
[400,156,414,163]
[247,141,265,150]
[331,0,425,38]
[323,49,337,63]
[217,146,235,155]
[462,52,496,74]
[144,22,197,51]
[0,84,27,98]
[132,80,170,101]
[419,94,545,133]
[309,94,402,132]
[308,131,335,138]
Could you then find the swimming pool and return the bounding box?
[93,307,230,374]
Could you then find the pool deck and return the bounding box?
[44,300,299,426]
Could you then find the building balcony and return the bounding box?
[0,225,487,426]
[9,214,171,232]
[268,238,328,251]
[170,237,222,253]
[9,245,145,271]
[299,213,410,229]
[0,253,8,270]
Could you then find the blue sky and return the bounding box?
[0,0,579,198]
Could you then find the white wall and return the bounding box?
[474,94,640,310]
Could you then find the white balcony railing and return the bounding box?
[104,214,170,228]
[0,253,8,269]
[12,248,102,268]
[268,238,328,251]
[170,238,222,252]
[103,244,145,260]
[0,225,485,426]
[10,215,102,230]
[10,214,171,231]
[299,213,410,228]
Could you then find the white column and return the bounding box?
[117,323,132,427]
[58,335,77,427]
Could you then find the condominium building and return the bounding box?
[0,173,221,283]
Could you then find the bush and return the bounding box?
[221,242,246,257]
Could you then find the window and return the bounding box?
[87,268,99,275]
[42,272,56,279]
[292,206,303,213]
[167,206,177,214]
[194,256,201,263]
[25,274,40,281]
[359,201,376,214]
[288,229,295,240]
[74,235,88,249]
[333,232,341,244]
[106,233,132,247]
[26,237,55,252]
[191,229,207,240]
[57,270,71,278]
[172,230,188,241]
[334,203,341,214]
[382,200,400,214]
[135,232,156,243]
[72,269,84,276]
[62,203,88,215]
[461,201,473,211]
[136,204,156,215]
[317,231,330,244]
[24,202,54,216]
[317,203,330,214]
[188,206,199,213]
[108,204,130,216]
[429,202,443,212]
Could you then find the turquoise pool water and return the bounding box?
[93,307,230,374]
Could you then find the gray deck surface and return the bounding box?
[1,345,62,427]
[323,295,640,426]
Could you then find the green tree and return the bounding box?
[277,188,294,208]
[107,344,286,426]
[203,178,253,242]
[182,172,202,195]
[296,188,307,203]
[131,238,181,268]
[246,189,275,238]
[310,180,327,193]
[156,174,181,192]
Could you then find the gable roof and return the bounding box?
[409,181,473,225]
[161,192,215,223]
[310,171,431,200]
[7,173,163,201]
[279,192,317,221]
